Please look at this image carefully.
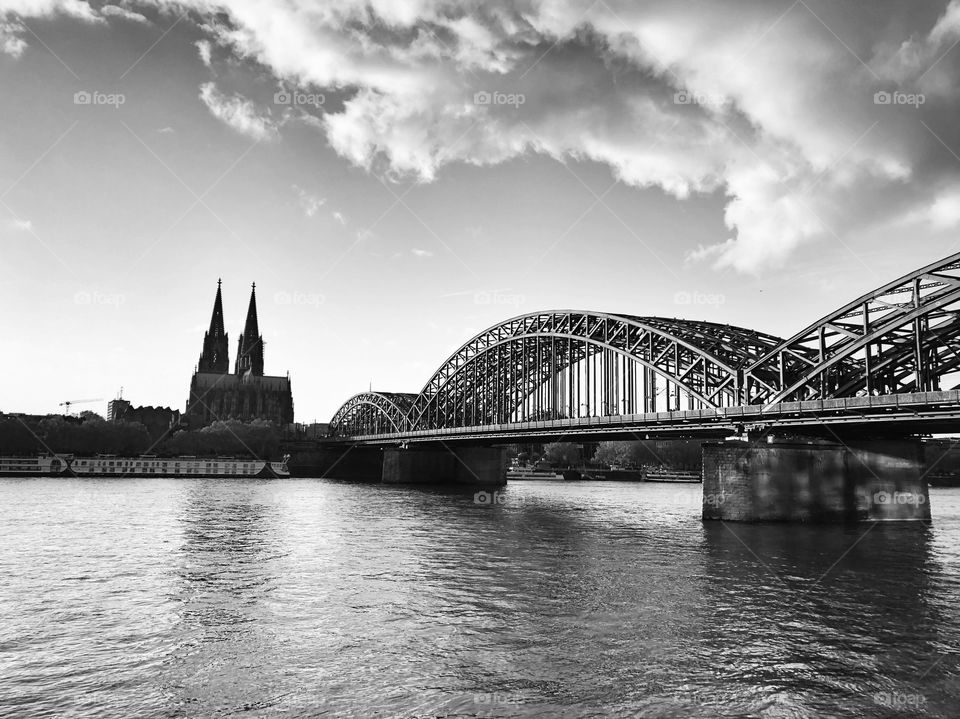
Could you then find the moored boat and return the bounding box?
[0,454,290,478]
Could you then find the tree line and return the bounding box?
[0,415,283,459]
[533,439,706,470]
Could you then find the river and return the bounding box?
[0,478,957,718]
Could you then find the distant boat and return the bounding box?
[0,454,290,478]
[643,467,702,483]
[506,466,565,480]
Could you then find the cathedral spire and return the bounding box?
[235,282,264,376]
[197,279,229,373]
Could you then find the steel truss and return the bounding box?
[329,392,416,436]
[330,253,960,437]
[743,251,960,404]
[406,312,781,431]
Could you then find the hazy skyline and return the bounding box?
[4,0,960,421]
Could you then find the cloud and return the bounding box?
[411,248,433,257]
[198,81,277,142]
[0,20,26,56]
[100,4,149,24]
[292,184,325,217]
[196,38,211,67]
[8,0,960,271]
[191,0,960,270]
[332,211,347,225]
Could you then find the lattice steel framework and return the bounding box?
[330,392,416,436]
[743,251,960,404]
[406,312,783,431]
[330,252,960,436]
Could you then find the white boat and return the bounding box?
[0,456,69,475]
[506,467,565,480]
[0,454,290,478]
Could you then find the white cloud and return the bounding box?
[292,184,325,217]
[196,38,211,67]
[332,211,347,225]
[100,4,149,24]
[0,20,26,56]
[198,81,277,142]
[411,248,433,257]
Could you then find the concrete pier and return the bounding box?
[382,445,507,486]
[702,437,930,522]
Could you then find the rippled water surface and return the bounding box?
[1,478,958,718]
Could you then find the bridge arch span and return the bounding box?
[405,311,785,431]
[330,392,417,437]
[743,250,960,404]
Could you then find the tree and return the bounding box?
[593,441,638,468]
[543,442,581,467]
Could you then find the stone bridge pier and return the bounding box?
[382,445,507,487]
[702,436,930,522]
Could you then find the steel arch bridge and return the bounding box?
[330,251,960,438]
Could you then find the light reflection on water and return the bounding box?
[0,478,957,718]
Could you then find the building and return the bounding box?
[184,281,294,427]
[107,401,180,441]
[107,398,131,422]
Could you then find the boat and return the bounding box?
[506,466,565,480]
[0,454,290,478]
[643,467,702,483]
[0,455,70,475]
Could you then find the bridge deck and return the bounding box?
[337,390,960,443]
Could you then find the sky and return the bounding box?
[3,0,960,423]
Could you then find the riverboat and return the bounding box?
[0,454,290,478]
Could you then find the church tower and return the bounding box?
[197,279,229,373]
[235,283,264,377]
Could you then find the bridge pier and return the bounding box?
[382,446,507,486]
[702,437,930,522]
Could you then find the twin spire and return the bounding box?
[197,281,263,377]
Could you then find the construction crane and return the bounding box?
[59,398,103,414]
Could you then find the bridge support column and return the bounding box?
[382,446,507,486]
[702,437,930,522]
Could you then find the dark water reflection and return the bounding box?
[0,478,957,718]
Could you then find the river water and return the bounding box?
[0,478,957,718]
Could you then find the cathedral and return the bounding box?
[184,281,294,427]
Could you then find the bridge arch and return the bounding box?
[406,311,785,431]
[329,392,417,437]
[743,251,960,404]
